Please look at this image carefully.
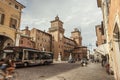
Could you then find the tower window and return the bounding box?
[0,13,5,25]
[9,2,11,5]
[15,5,19,9]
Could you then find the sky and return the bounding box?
[17,0,102,51]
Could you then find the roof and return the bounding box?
[11,0,25,8]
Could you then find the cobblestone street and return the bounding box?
[16,62,115,80]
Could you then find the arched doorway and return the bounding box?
[0,35,14,50]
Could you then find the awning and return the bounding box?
[95,43,109,55]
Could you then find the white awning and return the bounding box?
[95,44,109,55]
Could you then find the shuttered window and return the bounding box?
[10,18,17,29]
[0,13,5,25]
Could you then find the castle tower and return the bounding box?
[49,16,65,60]
[71,28,82,46]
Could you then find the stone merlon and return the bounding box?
[97,0,101,8]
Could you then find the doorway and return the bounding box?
[0,35,14,50]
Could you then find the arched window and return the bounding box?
[113,23,120,51]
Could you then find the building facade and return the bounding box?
[30,28,52,52]
[97,0,114,77]
[48,16,65,60]
[49,16,87,60]
[0,0,25,50]
[95,24,106,46]
[20,16,87,61]
[19,27,35,48]
[70,28,86,60]
[71,28,82,46]
[63,36,76,60]
[97,0,120,79]
[19,34,35,48]
[20,27,52,52]
[73,46,87,60]
[107,0,120,79]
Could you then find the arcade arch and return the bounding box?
[0,35,14,50]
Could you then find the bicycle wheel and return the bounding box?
[12,71,19,80]
[7,71,19,80]
[0,70,5,80]
[0,74,4,80]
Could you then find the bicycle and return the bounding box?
[0,69,19,80]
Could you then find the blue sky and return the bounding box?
[17,0,102,51]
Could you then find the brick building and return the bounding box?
[49,16,87,60]
[30,28,52,51]
[20,27,52,52]
[97,0,120,79]
[0,0,25,49]
[20,16,87,61]
[63,36,76,60]
[19,26,35,48]
[107,0,120,79]
[95,24,106,46]
[48,16,65,60]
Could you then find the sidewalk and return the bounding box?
[42,63,115,80]
[53,61,68,63]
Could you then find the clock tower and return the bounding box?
[49,16,65,60]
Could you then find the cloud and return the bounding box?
[17,0,28,7]
[17,0,102,50]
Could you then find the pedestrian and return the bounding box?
[101,55,107,67]
[105,63,110,75]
